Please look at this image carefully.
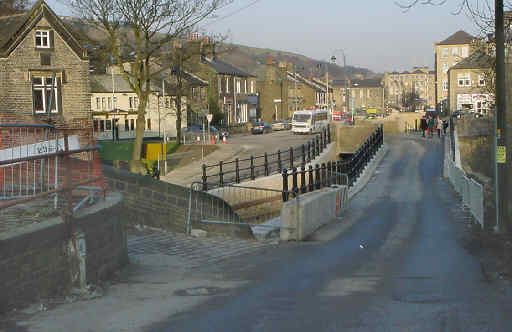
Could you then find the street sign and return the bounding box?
[206,114,213,123]
[497,146,506,164]
[273,99,282,103]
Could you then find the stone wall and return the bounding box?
[0,192,127,314]
[102,165,252,238]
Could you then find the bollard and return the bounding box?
[278,149,282,172]
[235,158,240,183]
[308,165,314,192]
[315,164,321,190]
[250,155,255,180]
[219,161,224,187]
[292,167,298,198]
[321,163,327,187]
[301,164,307,194]
[202,164,208,191]
[282,168,289,202]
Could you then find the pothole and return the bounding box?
[174,286,230,296]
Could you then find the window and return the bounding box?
[457,73,471,87]
[250,80,255,93]
[130,119,135,130]
[165,98,170,108]
[218,77,222,94]
[461,46,469,57]
[443,79,448,91]
[99,120,105,131]
[442,62,449,73]
[40,53,51,66]
[146,119,151,130]
[35,30,50,48]
[129,96,139,109]
[442,48,449,58]
[107,97,112,110]
[93,120,99,131]
[236,79,241,93]
[32,76,59,114]
[101,97,106,110]
[244,80,247,93]
[479,75,486,86]
[226,77,229,93]
[105,119,112,130]
[113,97,117,109]
[125,119,129,131]
[96,97,100,110]
[452,47,458,56]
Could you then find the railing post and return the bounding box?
[315,135,320,157]
[323,128,327,147]
[321,163,327,187]
[315,164,321,190]
[301,144,306,165]
[282,168,289,202]
[320,131,324,152]
[327,161,332,186]
[219,161,224,187]
[202,164,208,191]
[307,141,311,162]
[308,165,314,192]
[235,158,240,183]
[250,155,255,180]
[292,167,298,197]
[289,146,294,169]
[278,149,282,172]
[301,164,307,194]
[327,124,331,144]
[264,152,269,176]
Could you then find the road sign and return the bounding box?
[206,114,213,123]
[497,146,506,164]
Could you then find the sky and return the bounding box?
[46,0,479,74]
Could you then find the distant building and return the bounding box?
[384,67,435,110]
[434,30,475,112]
[447,51,493,116]
[340,79,384,113]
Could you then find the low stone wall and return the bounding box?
[0,192,127,314]
[332,123,378,154]
[103,165,252,238]
[280,185,347,241]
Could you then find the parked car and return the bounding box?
[272,120,291,131]
[251,122,272,134]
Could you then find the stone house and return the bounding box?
[337,79,384,114]
[0,0,91,144]
[435,30,474,112]
[384,67,435,110]
[198,56,257,125]
[287,72,329,118]
[447,51,493,115]
[90,66,207,140]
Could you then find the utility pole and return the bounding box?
[294,65,298,112]
[495,0,507,232]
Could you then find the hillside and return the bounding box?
[216,44,376,81]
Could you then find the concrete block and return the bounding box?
[191,229,207,238]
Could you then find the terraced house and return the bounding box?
[384,67,435,110]
[0,0,91,143]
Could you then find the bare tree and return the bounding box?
[67,0,230,172]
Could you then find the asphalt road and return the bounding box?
[150,136,512,332]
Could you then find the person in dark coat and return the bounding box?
[427,115,435,138]
[420,117,428,137]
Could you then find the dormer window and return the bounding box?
[35,30,50,48]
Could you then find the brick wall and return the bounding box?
[0,192,127,314]
[102,165,252,238]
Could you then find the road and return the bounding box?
[162,130,315,186]
[150,135,512,331]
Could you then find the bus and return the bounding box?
[291,109,329,134]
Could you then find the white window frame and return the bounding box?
[457,73,471,87]
[250,80,255,93]
[461,46,469,58]
[478,75,486,86]
[96,97,100,110]
[442,62,448,74]
[33,76,59,114]
[35,30,50,48]
[236,79,241,93]
[442,79,448,91]
[442,48,449,58]
[452,47,458,56]
[226,77,229,93]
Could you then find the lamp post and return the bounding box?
[331,49,350,124]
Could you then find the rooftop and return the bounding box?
[437,30,474,45]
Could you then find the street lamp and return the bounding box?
[331,49,350,124]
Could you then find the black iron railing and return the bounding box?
[201,125,332,191]
[281,124,383,201]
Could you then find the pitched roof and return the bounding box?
[202,57,254,77]
[450,51,491,70]
[0,0,86,59]
[286,72,326,92]
[412,69,426,74]
[350,78,382,88]
[437,30,474,45]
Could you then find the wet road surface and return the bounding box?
[149,136,512,331]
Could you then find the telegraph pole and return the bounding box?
[494,0,507,231]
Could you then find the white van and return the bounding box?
[292,109,329,134]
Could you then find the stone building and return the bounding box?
[342,79,384,113]
[447,51,493,115]
[384,67,435,110]
[287,72,329,118]
[435,30,474,112]
[0,0,91,143]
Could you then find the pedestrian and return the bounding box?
[427,115,434,138]
[420,116,427,137]
[443,119,448,135]
[436,116,442,138]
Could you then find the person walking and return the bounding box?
[420,116,427,137]
[427,115,434,138]
[436,116,442,137]
[443,119,448,135]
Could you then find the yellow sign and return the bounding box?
[497,146,506,164]
[146,143,166,161]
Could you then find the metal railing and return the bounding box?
[0,124,104,227]
[201,125,332,190]
[281,124,383,201]
[187,182,286,234]
[444,131,484,227]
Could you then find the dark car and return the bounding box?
[251,122,272,134]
